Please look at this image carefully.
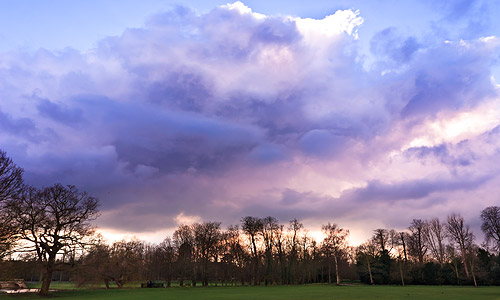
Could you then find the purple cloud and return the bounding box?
[1,2,500,242]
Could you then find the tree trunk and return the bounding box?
[461,251,470,278]
[39,270,53,296]
[116,280,123,288]
[470,259,477,287]
[328,258,332,284]
[334,256,341,285]
[366,256,374,285]
[451,262,460,285]
[399,260,405,287]
[39,257,55,296]
[400,233,408,262]
[192,263,197,287]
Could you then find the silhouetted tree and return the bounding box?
[372,229,390,253]
[356,241,377,284]
[157,238,176,287]
[241,216,263,285]
[321,223,349,285]
[192,221,221,286]
[0,150,23,203]
[173,224,194,286]
[446,213,474,280]
[220,225,247,285]
[408,219,427,264]
[5,184,99,295]
[287,218,303,284]
[423,218,446,265]
[261,216,279,285]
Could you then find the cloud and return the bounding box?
[1,2,500,242]
[343,175,491,203]
[299,129,349,157]
[37,98,84,125]
[0,109,36,136]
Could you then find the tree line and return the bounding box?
[2,149,500,295]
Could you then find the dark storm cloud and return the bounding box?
[0,109,36,135]
[37,98,84,125]
[78,95,263,173]
[343,176,491,203]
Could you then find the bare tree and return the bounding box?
[261,216,279,285]
[0,149,24,258]
[158,238,176,287]
[407,219,427,264]
[372,229,389,253]
[423,218,446,265]
[393,232,409,286]
[108,239,145,288]
[273,224,286,284]
[76,240,112,288]
[241,216,263,285]
[446,213,474,279]
[321,223,349,285]
[356,242,377,284]
[397,232,409,262]
[446,244,461,285]
[220,225,247,286]
[480,206,500,251]
[192,222,222,286]
[287,218,303,284]
[5,184,99,295]
[173,224,194,287]
[0,150,23,203]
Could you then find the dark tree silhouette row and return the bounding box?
[72,213,500,288]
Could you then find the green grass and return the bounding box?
[2,284,500,300]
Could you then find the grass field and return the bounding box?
[2,284,500,300]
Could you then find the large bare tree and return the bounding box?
[5,184,99,295]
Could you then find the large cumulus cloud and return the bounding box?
[1,1,500,243]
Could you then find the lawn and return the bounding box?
[2,284,500,300]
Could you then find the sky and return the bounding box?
[1,0,500,244]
